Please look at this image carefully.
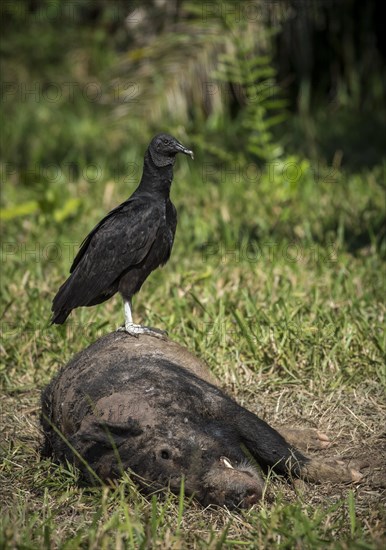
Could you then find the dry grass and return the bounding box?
[1,348,385,548]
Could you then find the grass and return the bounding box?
[1,4,385,546]
[1,151,385,549]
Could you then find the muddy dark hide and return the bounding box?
[41,333,311,508]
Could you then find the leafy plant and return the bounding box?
[213,40,287,161]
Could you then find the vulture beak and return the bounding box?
[175,141,194,160]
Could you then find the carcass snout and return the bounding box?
[202,456,264,509]
[223,484,262,509]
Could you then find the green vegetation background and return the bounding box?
[1,1,385,548]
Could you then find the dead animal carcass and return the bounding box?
[41,333,362,508]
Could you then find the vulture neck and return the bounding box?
[138,150,174,198]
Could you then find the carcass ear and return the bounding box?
[76,417,143,448]
[63,418,143,484]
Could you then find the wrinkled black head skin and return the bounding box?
[41,333,307,508]
[147,133,194,167]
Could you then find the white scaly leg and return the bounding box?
[117,299,167,339]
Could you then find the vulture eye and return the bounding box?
[160,449,171,460]
[162,138,170,145]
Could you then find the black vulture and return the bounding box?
[51,133,193,337]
